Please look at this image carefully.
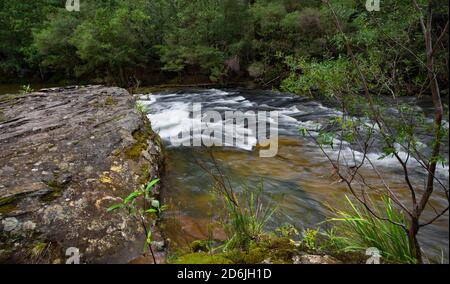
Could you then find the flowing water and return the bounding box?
[139,88,449,262]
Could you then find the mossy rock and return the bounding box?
[0,86,165,263]
[0,195,16,207]
[124,143,147,160]
[189,240,210,253]
[124,129,151,160]
[172,235,301,264]
[225,247,267,264]
[0,203,18,215]
[104,96,118,106]
[0,94,19,104]
[172,252,233,264]
[0,195,18,215]
[40,180,63,203]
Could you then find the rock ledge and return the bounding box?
[0,85,164,263]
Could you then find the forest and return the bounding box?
[1,0,448,93]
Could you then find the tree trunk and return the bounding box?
[408,219,422,263]
[411,0,445,264]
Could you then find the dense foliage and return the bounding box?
[1,0,447,91]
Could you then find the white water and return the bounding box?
[139,89,449,178]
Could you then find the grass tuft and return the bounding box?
[324,196,416,263]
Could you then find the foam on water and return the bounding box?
[147,101,191,139]
[141,92,259,150]
[140,88,448,177]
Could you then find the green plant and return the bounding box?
[302,228,319,250]
[195,148,276,251]
[19,84,34,94]
[107,178,166,264]
[135,101,147,117]
[222,182,277,251]
[326,196,415,264]
[275,223,299,239]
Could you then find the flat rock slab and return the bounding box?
[0,86,164,263]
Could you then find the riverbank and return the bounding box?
[0,79,260,97]
[169,235,353,264]
[0,86,165,263]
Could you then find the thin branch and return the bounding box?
[419,206,450,228]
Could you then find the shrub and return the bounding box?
[325,196,415,264]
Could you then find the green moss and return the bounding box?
[104,96,117,106]
[171,235,300,264]
[0,246,13,263]
[124,143,147,160]
[0,94,18,104]
[266,235,294,250]
[0,195,19,215]
[0,203,17,215]
[29,242,48,259]
[169,233,359,264]
[172,252,233,264]
[132,129,148,142]
[40,180,62,202]
[190,240,210,253]
[224,237,298,264]
[226,247,267,264]
[0,195,15,206]
[124,129,150,160]
[138,164,151,185]
[112,149,121,156]
[141,164,150,176]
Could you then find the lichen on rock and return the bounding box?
[0,85,164,263]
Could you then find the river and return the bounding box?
[138,88,449,263]
[1,85,448,262]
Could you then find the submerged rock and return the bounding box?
[0,86,164,263]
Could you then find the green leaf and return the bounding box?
[146,231,152,244]
[145,178,160,191]
[124,191,141,204]
[299,127,308,137]
[107,203,124,212]
[145,208,158,214]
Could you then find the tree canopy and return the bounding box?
[0,0,448,94]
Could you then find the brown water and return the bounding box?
[139,88,449,262]
[161,137,448,259]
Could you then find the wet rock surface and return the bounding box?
[0,86,164,263]
[293,254,341,264]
